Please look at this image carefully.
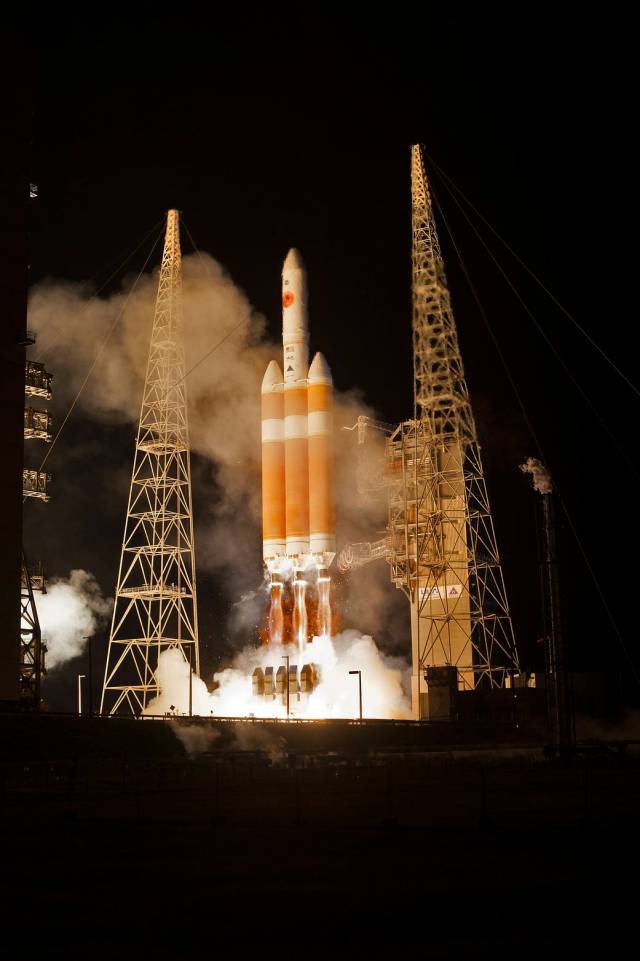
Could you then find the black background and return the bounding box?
[23,15,637,709]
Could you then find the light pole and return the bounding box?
[282,654,290,719]
[520,457,575,757]
[188,646,193,718]
[349,670,362,721]
[83,635,93,716]
[77,674,86,716]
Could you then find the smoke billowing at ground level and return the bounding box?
[35,570,112,669]
[28,249,409,704]
[145,633,411,720]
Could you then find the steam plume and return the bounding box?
[36,569,112,669]
[520,457,553,494]
[145,631,411,720]
[28,251,406,664]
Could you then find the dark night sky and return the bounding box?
[23,17,637,708]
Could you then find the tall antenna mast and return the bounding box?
[386,145,518,716]
[100,210,199,715]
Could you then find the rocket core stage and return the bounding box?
[261,249,336,650]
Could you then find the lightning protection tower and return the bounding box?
[386,145,519,717]
[101,210,199,715]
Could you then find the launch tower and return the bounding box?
[339,146,519,718]
[100,210,199,715]
[20,358,53,705]
[390,145,518,715]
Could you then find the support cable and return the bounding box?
[430,168,639,480]
[34,220,250,472]
[431,185,640,690]
[34,218,165,362]
[175,218,253,383]
[37,224,165,473]
[181,311,252,383]
[424,151,640,399]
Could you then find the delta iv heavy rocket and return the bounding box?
[261,248,336,653]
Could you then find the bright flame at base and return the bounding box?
[144,630,411,720]
[292,577,308,652]
[267,581,283,645]
[317,572,331,640]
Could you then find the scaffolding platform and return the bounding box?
[22,469,51,501]
[24,361,53,399]
[24,407,53,442]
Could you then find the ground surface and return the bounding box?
[2,715,637,955]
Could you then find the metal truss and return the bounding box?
[23,468,50,501]
[100,210,200,715]
[19,552,46,706]
[25,361,52,400]
[24,407,53,442]
[21,346,52,706]
[387,147,519,712]
[337,537,389,573]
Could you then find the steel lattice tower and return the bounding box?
[21,360,53,706]
[100,210,199,715]
[386,145,518,716]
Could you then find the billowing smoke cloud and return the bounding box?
[520,457,552,494]
[145,631,410,720]
[170,720,286,761]
[36,569,112,669]
[171,723,222,756]
[229,724,286,760]
[28,251,407,665]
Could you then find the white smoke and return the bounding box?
[229,724,286,760]
[171,723,222,756]
[520,457,553,494]
[28,251,406,660]
[145,630,411,720]
[170,720,286,760]
[36,569,112,669]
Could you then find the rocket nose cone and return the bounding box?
[262,360,283,391]
[308,352,333,383]
[283,247,305,273]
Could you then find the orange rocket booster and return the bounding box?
[261,360,285,561]
[261,249,335,572]
[308,352,335,558]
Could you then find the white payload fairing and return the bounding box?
[261,249,336,648]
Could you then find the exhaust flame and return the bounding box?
[144,630,411,720]
[292,577,308,653]
[267,581,284,646]
[317,572,332,639]
[266,568,333,648]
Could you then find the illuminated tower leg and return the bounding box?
[100,210,199,715]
